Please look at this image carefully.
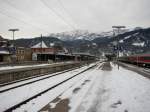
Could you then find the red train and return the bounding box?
[119,54,150,67]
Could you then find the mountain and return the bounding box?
[0,35,8,41]
[92,27,150,56]
[9,27,150,56]
[13,36,62,48]
[49,30,116,41]
[115,28,150,55]
[49,30,94,41]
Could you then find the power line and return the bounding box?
[0,0,49,33]
[56,0,79,29]
[40,0,77,30]
[0,8,50,33]
[3,0,55,30]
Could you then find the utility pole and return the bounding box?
[40,34,43,62]
[8,29,19,64]
[8,29,19,47]
[112,26,126,70]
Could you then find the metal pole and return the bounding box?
[137,56,138,67]
[41,34,42,62]
[117,28,120,69]
[9,29,19,47]
[12,31,14,47]
[112,26,126,70]
[8,29,19,64]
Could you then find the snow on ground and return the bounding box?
[0,64,50,71]
[55,62,150,112]
[13,62,100,112]
[124,35,131,40]
[119,39,124,43]
[0,62,98,112]
[132,42,145,47]
[0,61,73,71]
[119,35,131,43]
[1,61,150,112]
[0,67,81,91]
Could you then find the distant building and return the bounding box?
[0,36,11,62]
[16,47,32,62]
[31,41,55,61]
[31,41,68,61]
[72,52,96,61]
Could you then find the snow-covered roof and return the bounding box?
[132,42,145,47]
[31,41,48,48]
[50,43,55,47]
[0,50,10,54]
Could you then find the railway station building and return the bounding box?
[0,36,12,63]
[31,41,73,62]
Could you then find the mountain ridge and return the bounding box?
[1,27,150,56]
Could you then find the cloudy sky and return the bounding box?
[0,0,150,39]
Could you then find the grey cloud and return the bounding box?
[0,0,150,39]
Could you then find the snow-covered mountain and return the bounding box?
[49,30,115,41]
[49,29,130,41]
[93,27,150,55]
[13,27,150,56]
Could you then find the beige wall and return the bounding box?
[16,47,32,62]
[2,55,11,62]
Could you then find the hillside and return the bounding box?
[12,27,150,56]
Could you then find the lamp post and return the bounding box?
[112,26,125,69]
[40,34,43,62]
[8,29,19,47]
[8,29,19,64]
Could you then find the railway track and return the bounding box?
[143,68,150,73]
[0,66,82,93]
[118,62,150,79]
[0,61,80,86]
[1,62,100,112]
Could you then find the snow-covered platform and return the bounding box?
[1,62,150,112]
[40,62,150,112]
[0,61,82,85]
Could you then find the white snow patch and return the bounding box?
[0,51,10,54]
[92,43,97,46]
[133,32,139,36]
[132,42,145,47]
[50,43,55,47]
[119,40,124,43]
[31,41,48,48]
[124,35,131,40]
[0,64,50,71]
[49,102,57,108]
[77,36,84,40]
[57,37,61,39]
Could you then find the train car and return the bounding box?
[119,54,150,67]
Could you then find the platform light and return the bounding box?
[112,26,126,70]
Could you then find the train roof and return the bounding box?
[129,53,150,57]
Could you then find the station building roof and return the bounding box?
[31,41,48,48]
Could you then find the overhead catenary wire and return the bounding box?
[40,0,77,30]
[1,0,78,34]
[0,8,50,34]
[1,0,56,31]
[0,0,79,37]
[56,0,79,29]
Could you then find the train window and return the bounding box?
[142,57,150,60]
